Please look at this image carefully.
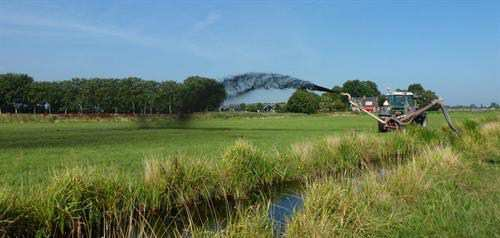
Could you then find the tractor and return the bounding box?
[341,91,458,133]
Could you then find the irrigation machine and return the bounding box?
[340,91,458,133]
[308,84,458,133]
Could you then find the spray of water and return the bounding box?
[222,72,332,97]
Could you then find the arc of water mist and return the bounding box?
[221,72,333,98]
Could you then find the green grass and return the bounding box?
[0,113,366,189]
[0,111,499,236]
[0,111,492,191]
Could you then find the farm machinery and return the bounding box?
[301,83,458,133]
[340,91,458,133]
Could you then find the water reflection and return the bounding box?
[269,193,304,237]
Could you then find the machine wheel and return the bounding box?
[414,114,427,127]
[421,118,427,127]
[378,121,388,132]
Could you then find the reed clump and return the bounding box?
[220,140,278,199]
[450,120,500,163]
[42,169,139,237]
[144,155,218,208]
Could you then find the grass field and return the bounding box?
[0,111,499,237]
[0,111,490,190]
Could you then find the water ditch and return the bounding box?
[165,168,392,237]
[163,184,306,237]
[269,192,304,237]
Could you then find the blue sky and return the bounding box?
[0,0,498,105]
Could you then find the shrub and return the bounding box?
[297,134,383,177]
[221,140,276,199]
[337,134,383,170]
[406,125,447,146]
[451,120,500,163]
[144,155,218,208]
[271,149,302,182]
[286,89,320,114]
[304,137,341,176]
[44,169,135,237]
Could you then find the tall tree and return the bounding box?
[0,73,228,114]
[319,92,346,112]
[138,80,159,114]
[407,83,438,109]
[177,76,226,113]
[157,81,180,114]
[26,81,61,113]
[286,89,320,114]
[59,80,78,114]
[117,77,143,114]
[342,79,380,97]
[0,73,33,113]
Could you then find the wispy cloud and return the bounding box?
[183,12,224,60]
[0,11,164,49]
[192,12,220,33]
[0,9,224,60]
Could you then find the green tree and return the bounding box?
[0,73,33,113]
[138,80,159,114]
[157,81,180,114]
[239,103,246,111]
[59,80,78,114]
[246,104,258,112]
[319,89,347,112]
[256,103,264,112]
[26,82,44,113]
[177,76,226,113]
[26,81,61,113]
[286,89,320,114]
[93,79,117,113]
[0,73,227,115]
[407,84,425,95]
[378,95,388,107]
[118,77,144,114]
[319,93,336,112]
[342,80,380,97]
[407,83,438,110]
[274,103,287,113]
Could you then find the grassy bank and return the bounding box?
[1,112,499,236]
[213,118,500,237]
[287,148,500,237]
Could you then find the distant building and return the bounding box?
[351,96,378,112]
[219,103,281,112]
[262,104,274,112]
[219,104,241,112]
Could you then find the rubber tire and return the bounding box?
[378,121,388,132]
[414,114,427,127]
[421,117,427,127]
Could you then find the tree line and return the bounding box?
[0,73,226,114]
